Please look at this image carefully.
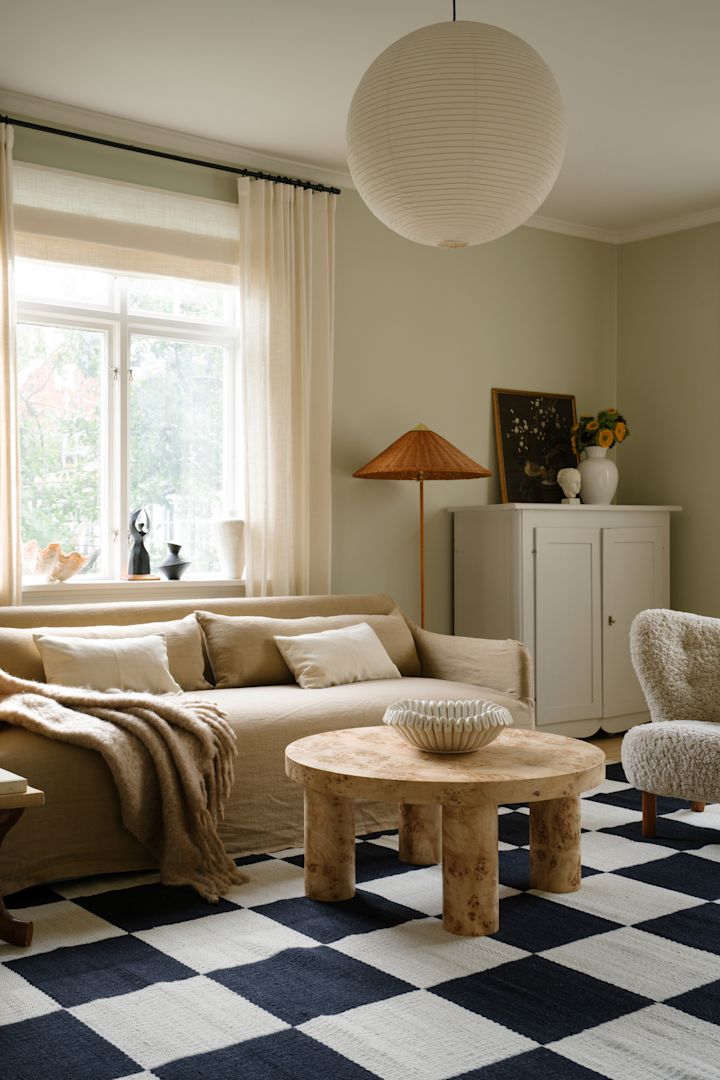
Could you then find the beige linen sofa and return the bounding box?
[0,593,533,894]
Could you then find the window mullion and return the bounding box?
[100,325,114,580]
[223,346,235,517]
[232,331,244,518]
[234,288,244,518]
[115,278,130,578]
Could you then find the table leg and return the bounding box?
[399,803,441,865]
[0,808,33,947]
[442,804,498,937]
[303,788,355,901]
[530,796,582,893]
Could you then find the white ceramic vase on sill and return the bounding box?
[212,518,245,579]
[578,446,618,504]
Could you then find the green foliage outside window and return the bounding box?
[129,335,224,571]
[18,324,102,566]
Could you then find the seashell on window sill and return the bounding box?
[24,540,90,582]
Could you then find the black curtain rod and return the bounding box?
[0,114,342,196]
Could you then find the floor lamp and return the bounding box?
[353,424,490,628]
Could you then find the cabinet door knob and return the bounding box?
[608,615,616,626]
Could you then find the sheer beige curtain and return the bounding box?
[238,177,336,596]
[0,125,20,606]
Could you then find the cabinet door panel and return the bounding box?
[535,528,602,727]
[602,527,666,719]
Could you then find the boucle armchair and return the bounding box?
[622,608,720,837]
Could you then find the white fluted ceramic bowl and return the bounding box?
[383,699,513,754]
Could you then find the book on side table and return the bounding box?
[0,768,28,795]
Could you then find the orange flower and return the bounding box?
[587,420,599,431]
[608,407,618,415]
[615,421,626,442]
[598,429,614,449]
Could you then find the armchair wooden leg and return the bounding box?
[642,792,656,838]
[691,801,705,813]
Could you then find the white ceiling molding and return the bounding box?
[617,206,720,245]
[3,88,718,249]
[525,215,620,245]
[529,209,720,246]
[0,88,351,194]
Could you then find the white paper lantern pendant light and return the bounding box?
[346,4,566,248]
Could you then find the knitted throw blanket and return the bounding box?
[0,669,247,902]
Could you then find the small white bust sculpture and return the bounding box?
[557,467,581,504]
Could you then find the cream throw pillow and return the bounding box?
[273,622,401,689]
[34,634,182,694]
[0,614,210,690]
[196,608,419,689]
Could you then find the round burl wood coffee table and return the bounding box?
[285,726,605,937]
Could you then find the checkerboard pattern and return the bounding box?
[2,763,720,1080]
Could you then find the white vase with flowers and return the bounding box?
[573,409,629,505]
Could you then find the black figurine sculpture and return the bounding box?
[128,507,151,576]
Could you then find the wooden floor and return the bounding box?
[586,732,623,764]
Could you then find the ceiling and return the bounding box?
[2,0,720,239]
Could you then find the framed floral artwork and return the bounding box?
[492,388,577,503]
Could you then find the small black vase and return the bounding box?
[158,542,190,581]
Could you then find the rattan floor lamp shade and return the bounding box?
[353,424,490,627]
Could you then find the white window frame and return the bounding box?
[18,266,245,604]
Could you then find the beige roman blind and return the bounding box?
[13,162,240,284]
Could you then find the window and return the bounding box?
[17,259,242,582]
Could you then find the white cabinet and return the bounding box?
[451,505,680,737]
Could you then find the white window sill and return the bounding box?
[22,577,246,606]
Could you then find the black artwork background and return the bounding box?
[493,389,577,503]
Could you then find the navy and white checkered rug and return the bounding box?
[2,762,720,1080]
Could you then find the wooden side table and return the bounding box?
[286,727,605,937]
[0,786,45,947]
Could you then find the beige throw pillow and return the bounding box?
[274,623,401,689]
[0,614,210,690]
[34,634,182,694]
[196,608,419,688]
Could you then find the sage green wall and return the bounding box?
[334,191,617,630]
[617,224,720,616]
[12,127,618,631]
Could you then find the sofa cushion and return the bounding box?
[0,613,210,691]
[196,608,420,688]
[181,677,531,858]
[34,633,182,694]
[188,677,533,735]
[274,623,401,689]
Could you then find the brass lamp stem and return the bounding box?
[418,475,425,629]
